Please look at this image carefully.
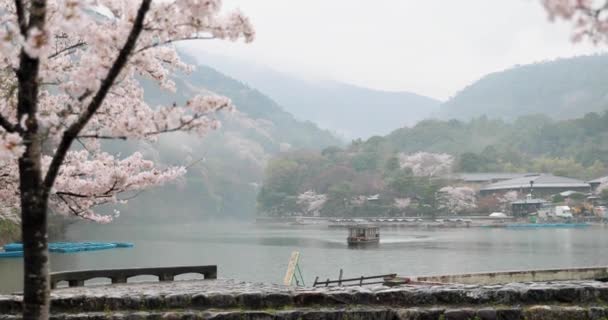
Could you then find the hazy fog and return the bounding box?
[181,0,603,100]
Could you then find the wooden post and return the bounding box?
[313,276,319,287]
[325,278,330,287]
[338,269,343,286]
[360,276,364,286]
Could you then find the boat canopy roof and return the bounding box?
[348,224,379,230]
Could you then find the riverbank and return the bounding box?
[3,279,608,319]
[257,215,608,229]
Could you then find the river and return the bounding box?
[2,222,608,293]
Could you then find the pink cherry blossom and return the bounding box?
[398,152,454,177]
[297,190,327,216]
[0,132,25,161]
[542,0,608,44]
[0,0,254,223]
[393,197,411,210]
[437,186,477,214]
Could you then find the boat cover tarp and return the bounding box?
[0,242,134,258]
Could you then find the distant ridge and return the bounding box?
[186,50,441,139]
[438,54,608,121]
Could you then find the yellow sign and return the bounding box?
[283,251,300,286]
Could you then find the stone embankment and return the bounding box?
[3,279,608,319]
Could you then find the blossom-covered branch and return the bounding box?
[0,0,255,223]
[43,0,154,198]
[543,0,608,43]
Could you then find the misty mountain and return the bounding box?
[438,55,608,121]
[189,51,441,139]
[110,59,341,222]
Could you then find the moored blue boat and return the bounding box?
[0,251,23,258]
[0,241,133,258]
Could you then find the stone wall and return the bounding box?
[3,279,608,319]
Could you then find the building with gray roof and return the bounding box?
[479,174,590,196]
[451,172,533,183]
[449,172,535,190]
[588,176,608,192]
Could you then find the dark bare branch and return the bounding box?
[43,0,152,194]
[55,191,113,199]
[76,112,209,139]
[0,114,17,132]
[48,42,87,59]
[76,134,128,140]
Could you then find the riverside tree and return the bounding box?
[437,186,477,215]
[0,0,254,319]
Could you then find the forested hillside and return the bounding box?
[438,55,608,121]
[258,112,608,217]
[107,60,342,222]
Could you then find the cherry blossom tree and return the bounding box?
[542,0,608,43]
[437,186,477,214]
[0,1,253,318]
[296,190,327,216]
[397,152,454,177]
[393,197,411,215]
[498,190,519,211]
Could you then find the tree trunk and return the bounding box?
[17,1,49,317]
[19,135,50,320]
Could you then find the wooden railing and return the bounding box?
[312,273,397,287]
[50,265,217,289]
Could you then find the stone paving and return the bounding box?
[3,279,608,319]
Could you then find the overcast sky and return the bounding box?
[181,0,605,101]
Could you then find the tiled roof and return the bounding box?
[450,172,533,182]
[588,176,608,184]
[480,174,590,191]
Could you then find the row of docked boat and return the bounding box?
[0,242,134,258]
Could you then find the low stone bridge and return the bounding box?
[50,265,218,289]
[4,279,608,319]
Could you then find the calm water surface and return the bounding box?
[1,222,607,293]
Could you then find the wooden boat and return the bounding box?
[347,225,380,245]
